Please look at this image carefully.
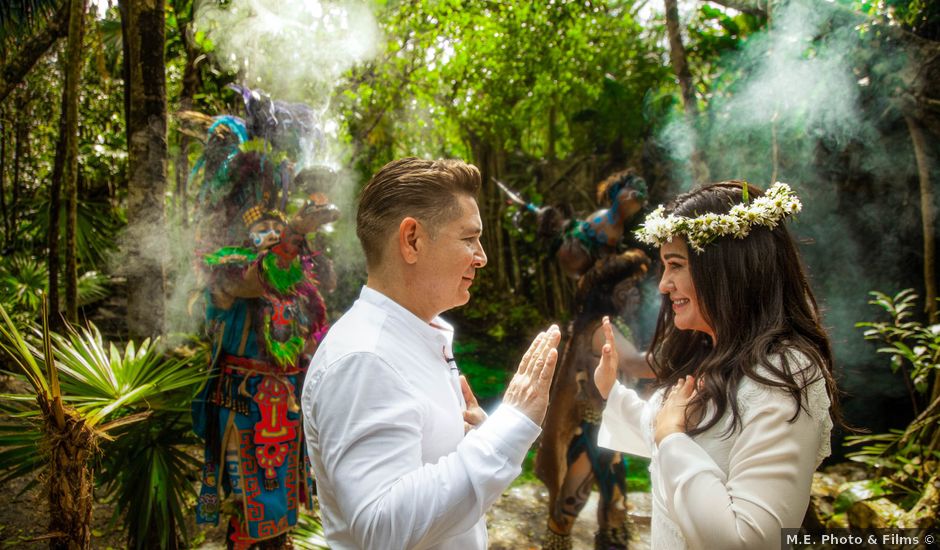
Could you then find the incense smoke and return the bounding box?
[653,1,928,436]
[195,0,379,107]
[138,0,380,339]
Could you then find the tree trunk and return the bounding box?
[45,407,95,550]
[664,0,696,124]
[470,135,509,292]
[120,0,168,339]
[47,83,68,326]
[173,0,202,227]
[0,107,8,246]
[63,0,86,323]
[664,0,709,184]
[11,109,26,247]
[905,115,937,324]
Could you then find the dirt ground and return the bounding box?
[484,484,652,550]
[0,472,651,549]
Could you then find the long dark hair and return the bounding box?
[648,181,842,436]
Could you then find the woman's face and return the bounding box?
[658,238,715,342]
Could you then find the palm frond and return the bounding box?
[0,420,44,484]
[0,303,50,398]
[0,254,114,321]
[42,324,209,427]
[0,0,62,41]
[21,197,124,270]
[0,255,47,319]
[76,271,110,306]
[98,415,201,549]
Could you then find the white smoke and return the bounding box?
[194,0,380,107]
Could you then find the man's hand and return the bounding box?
[654,375,697,445]
[460,375,486,433]
[502,325,561,425]
[594,316,619,400]
[291,202,341,235]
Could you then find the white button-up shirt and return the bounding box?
[302,286,540,550]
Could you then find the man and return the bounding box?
[301,157,561,549]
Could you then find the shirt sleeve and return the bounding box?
[655,382,826,549]
[597,381,654,458]
[308,352,540,550]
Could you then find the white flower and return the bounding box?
[634,182,802,252]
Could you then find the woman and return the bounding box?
[594,181,840,549]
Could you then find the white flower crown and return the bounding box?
[634,182,802,253]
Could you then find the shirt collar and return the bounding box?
[359,286,454,349]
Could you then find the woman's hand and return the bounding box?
[593,316,619,399]
[654,375,697,445]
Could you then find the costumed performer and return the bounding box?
[534,170,655,550]
[190,88,338,549]
[534,169,648,279]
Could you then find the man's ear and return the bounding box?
[398,217,421,264]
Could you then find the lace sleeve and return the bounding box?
[737,353,833,467]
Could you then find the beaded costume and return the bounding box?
[188,87,336,549]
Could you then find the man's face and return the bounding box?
[416,194,487,316]
[249,219,284,250]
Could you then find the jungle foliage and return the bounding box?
[843,290,939,525]
[0,304,210,548]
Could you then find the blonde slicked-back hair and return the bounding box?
[356,157,482,269]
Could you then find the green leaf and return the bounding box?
[833,479,889,513]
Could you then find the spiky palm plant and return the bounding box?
[0,300,94,548]
[0,302,209,548]
[292,512,329,550]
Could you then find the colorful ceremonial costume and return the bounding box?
[187,87,336,548]
[535,251,650,550]
[538,171,647,278]
[194,240,328,545]
[530,170,650,549]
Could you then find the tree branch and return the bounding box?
[703,0,769,17]
[0,1,68,104]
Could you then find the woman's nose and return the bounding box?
[658,272,673,294]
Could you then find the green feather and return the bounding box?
[204,247,258,266]
[261,253,304,293]
[263,320,305,366]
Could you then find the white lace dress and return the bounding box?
[598,355,832,550]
